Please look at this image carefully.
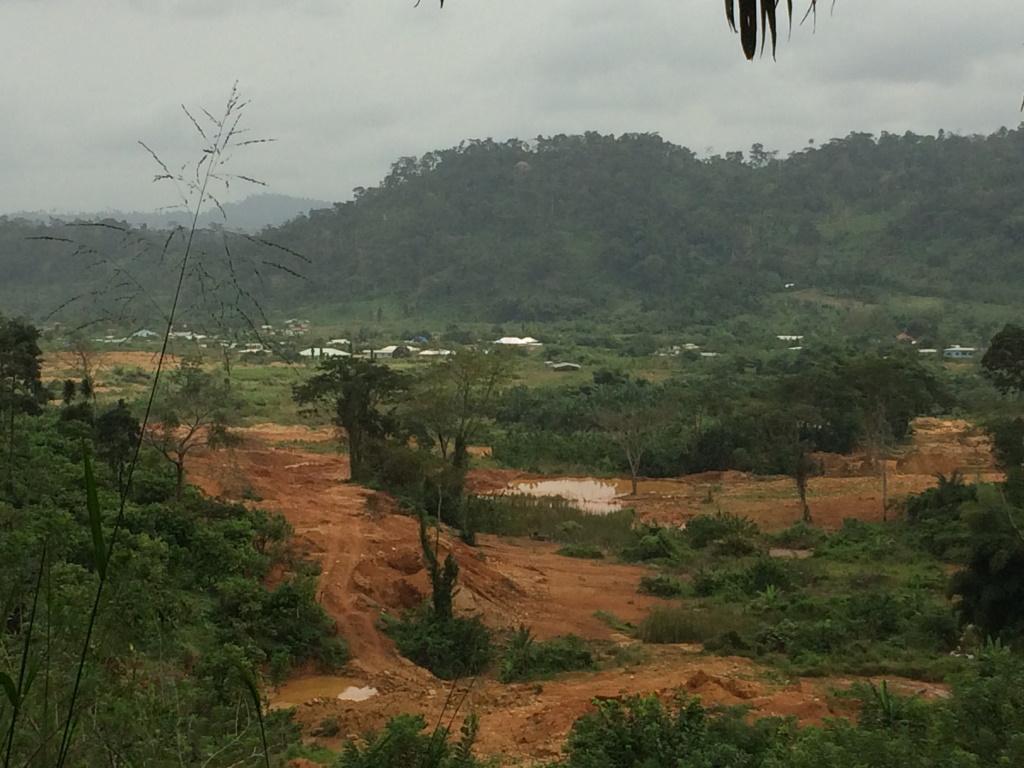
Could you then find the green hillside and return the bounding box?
[2,128,1024,340]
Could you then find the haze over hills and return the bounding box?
[6,192,333,234]
[2,128,1023,343]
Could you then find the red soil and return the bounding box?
[187,420,966,764]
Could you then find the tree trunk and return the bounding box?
[880,460,888,522]
[453,435,468,470]
[797,475,811,524]
[630,472,639,497]
[174,460,185,500]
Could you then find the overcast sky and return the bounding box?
[1,0,1021,213]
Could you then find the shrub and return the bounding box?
[694,557,794,598]
[383,605,492,680]
[499,626,595,683]
[638,605,749,645]
[557,544,605,559]
[336,713,483,768]
[770,521,826,550]
[685,511,760,553]
[562,694,789,767]
[464,494,637,549]
[620,526,685,563]
[638,574,685,597]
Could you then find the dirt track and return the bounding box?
[187,421,969,764]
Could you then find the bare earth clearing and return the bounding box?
[186,418,987,764]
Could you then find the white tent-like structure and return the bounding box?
[299,347,350,359]
[493,336,542,347]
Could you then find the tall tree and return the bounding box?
[293,358,406,482]
[982,324,1024,397]
[405,350,513,470]
[145,358,238,499]
[95,399,142,494]
[0,316,45,495]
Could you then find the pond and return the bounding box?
[508,478,625,514]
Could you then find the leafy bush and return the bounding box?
[561,694,788,768]
[464,494,638,549]
[557,544,605,559]
[693,557,794,598]
[638,574,685,597]
[499,626,595,683]
[638,605,749,645]
[685,511,761,555]
[769,521,826,550]
[620,526,685,563]
[336,713,483,768]
[383,605,492,680]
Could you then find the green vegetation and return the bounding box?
[550,649,1024,766]
[557,544,606,559]
[0,409,343,764]
[463,494,638,550]
[499,627,595,683]
[335,714,484,768]
[637,574,686,597]
[10,129,1024,348]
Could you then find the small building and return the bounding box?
[494,336,542,347]
[776,334,804,342]
[918,348,939,355]
[419,349,453,358]
[299,347,350,359]
[327,338,350,347]
[943,345,977,360]
[131,329,159,339]
[700,352,720,358]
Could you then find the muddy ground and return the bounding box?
[186,417,986,764]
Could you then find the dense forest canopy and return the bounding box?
[2,127,1024,330]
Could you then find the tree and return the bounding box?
[948,488,1024,639]
[845,354,945,519]
[982,324,1024,396]
[95,399,142,494]
[293,358,407,482]
[765,411,821,524]
[597,404,660,497]
[405,350,513,470]
[68,334,99,403]
[861,398,895,520]
[145,358,238,499]
[0,316,45,494]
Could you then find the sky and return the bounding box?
[1,0,1022,213]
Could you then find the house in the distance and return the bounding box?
[299,347,350,359]
[943,345,977,360]
[494,336,542,347]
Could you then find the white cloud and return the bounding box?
[1,0,1022,211]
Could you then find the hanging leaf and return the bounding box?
[83,446,106,579]
[726,0,817,60]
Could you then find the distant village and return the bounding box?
[74,316,981,372]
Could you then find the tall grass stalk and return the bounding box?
[52,83,272,768]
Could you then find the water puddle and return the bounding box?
[338,686,378,702]
[510,478,624,514]
[269,676,379,708]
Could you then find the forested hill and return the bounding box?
[3,128,1024,325]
